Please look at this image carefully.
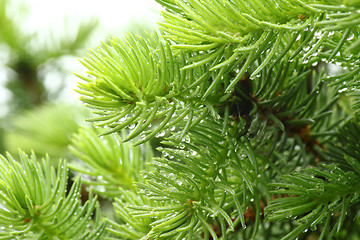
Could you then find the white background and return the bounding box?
[0,0,162,116]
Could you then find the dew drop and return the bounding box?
[347,34,354,41]
[310,225,317,231]
[190,150,197,156]
[156,131,166,138]
[182,136,191,143]
[314,30,322,39]
[338,87,348,93]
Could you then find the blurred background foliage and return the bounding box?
[0,0,160,158]
[4,104,89,159]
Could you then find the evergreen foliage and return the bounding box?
[4,104,86,159]
[0,151,106,239]
[69,127,152,197]
[1,0,360,239]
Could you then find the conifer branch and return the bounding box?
[0,151,106,239]
[69,127,151,197]
[69,0,360,239]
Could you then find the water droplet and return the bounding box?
[310,225,317,231]
[190,150,197,156]
[338,87,348,93]
[119,117,126,124]
[314,30,322,39]
[347,34,354,41]
[156,131,166,138]
[178,143,185,149]
[182,136,191,143]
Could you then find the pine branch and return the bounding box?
[4,104,85,159]
[105,120,266,239]
[76,31,227,144]
[266,117,360,240]
[69,127,152,197]
[157,0,359,93]
[77,32,189,142]
[70,0,360,239]
[266,161,360,240]
[0,151,106,239]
